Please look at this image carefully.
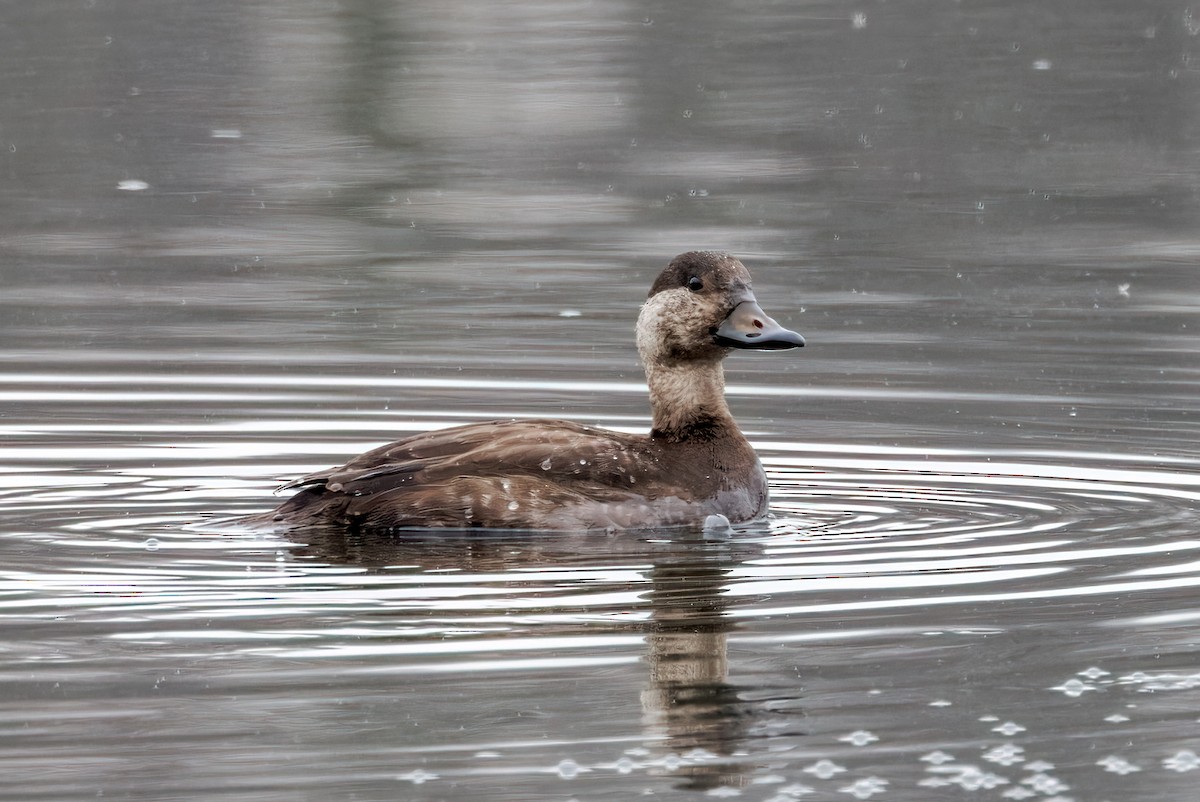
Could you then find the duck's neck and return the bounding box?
[644,359,737,441]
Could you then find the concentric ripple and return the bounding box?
[3,370,1200,800]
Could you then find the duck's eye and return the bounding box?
[687,276,704,293]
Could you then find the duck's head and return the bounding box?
[636,251,805,365]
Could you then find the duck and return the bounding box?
[256,251,804,532]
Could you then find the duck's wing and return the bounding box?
[277,419,520,492]
[284,419,654,491]
[271,419,666,529]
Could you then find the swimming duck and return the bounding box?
[259,251,803,532]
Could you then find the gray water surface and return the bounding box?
[3,2,1200,800]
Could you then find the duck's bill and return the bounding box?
[713,300,805,350]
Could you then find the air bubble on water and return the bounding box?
[1051,678,1096,697]
[507,500,519,512]
[703,514,732,538]
[397,769,439,784]
[117,179,149,191]
[555,759,582,779]
[1097,755,1141,775]
[144,538,159,551]
[839,729,879,746]
[1167,750,1200,771]
[558,309,581,318]
[210,128,242,139]
[803,759,846,779]
[540,458,553,471]
[921,750,955,764]
[840,777,888,799]
[851,12,867,29]
[992,721,1026,736]
[1032,59,1052,70]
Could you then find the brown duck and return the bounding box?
[257,251,803,531]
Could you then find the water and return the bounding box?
[2,1,1200,799]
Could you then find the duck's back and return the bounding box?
[261,419,764,531]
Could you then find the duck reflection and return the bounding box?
[288,525,773,791]
[639,543,761,791]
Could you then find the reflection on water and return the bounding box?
[3,0,1200,799]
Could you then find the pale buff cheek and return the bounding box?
[637,289,705,361]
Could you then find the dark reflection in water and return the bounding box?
[2,0,1200,799]
[640,552,753,792]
